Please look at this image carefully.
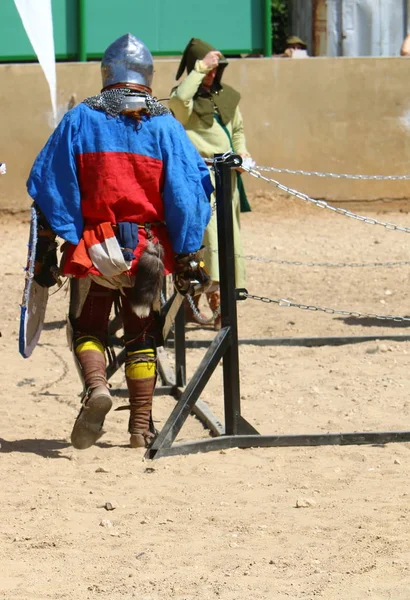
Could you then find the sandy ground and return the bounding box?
[3,193,410,599]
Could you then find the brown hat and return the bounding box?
[174,38,239,128]
[175,38,228,81]
[286,36,307,49]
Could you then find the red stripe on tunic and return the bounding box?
[76,152,165,224]
[62,152,175,277]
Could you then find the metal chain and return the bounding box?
[204,151,241,166]
[254,164,410,181]
[244,292,410,323]
[239,255,410,268]
[245,167,410,234]
[208,247,410,269]
[186,293,220,324]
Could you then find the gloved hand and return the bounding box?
[174,247,210,296]
[34,237,58,288]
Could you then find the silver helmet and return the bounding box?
[101,33,154,90]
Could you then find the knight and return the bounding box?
[23,33,212,449]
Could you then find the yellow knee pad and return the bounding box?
[125,348,156,379]
[75,335,105,355]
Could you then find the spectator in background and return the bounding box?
[169,38,253,330]
[277,36,309,58]
[401,34,410,56]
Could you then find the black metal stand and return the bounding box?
[146,153,257,459]
[144,152,410,459]
[174,304,186,388]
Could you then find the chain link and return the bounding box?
[186,293,220,324]
[204,151,241,166]
[199,158,410,321]
[239,255,410,269]
[244,292,410,323]
[208,247,410,269]
[245,168,410,234]
[254,164,410,181]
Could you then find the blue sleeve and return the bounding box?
[159,116,213,254]
[26,110,83,245]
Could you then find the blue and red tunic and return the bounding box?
[27,103,213,276]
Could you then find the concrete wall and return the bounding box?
[1,57,410,212]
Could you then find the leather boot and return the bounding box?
[126,375,156,448]
[206,291,221,331]
[184,294,208,325]
[71,349,112,450]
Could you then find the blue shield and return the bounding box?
[19,206,49,358]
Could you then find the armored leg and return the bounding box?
[120,288,161,448]
[125,348,157,448]
[69,281,115,449]
[70,336,113,449]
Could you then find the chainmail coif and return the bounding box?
[82,88,171,118]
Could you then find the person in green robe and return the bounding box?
[169,38,253,330]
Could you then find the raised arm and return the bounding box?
[169,50,221,125]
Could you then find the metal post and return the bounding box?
[263,0,272,56]
[77,0,87,62]
[214,156,257,436]
[214,157,241,434]
[174,303,186,387]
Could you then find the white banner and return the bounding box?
[14,0,57,127]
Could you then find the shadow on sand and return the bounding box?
[0,437,71,459]
[42,320,66,331]
[336,316,410,329]
[0,437,128,458]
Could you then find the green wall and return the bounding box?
[0,0,79,60]
[0,0,270,61]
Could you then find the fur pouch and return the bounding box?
[131,240,164,317]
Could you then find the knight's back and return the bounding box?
[69,103,171,226]
[73,102,169,160]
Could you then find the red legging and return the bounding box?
[72,280,161,351]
